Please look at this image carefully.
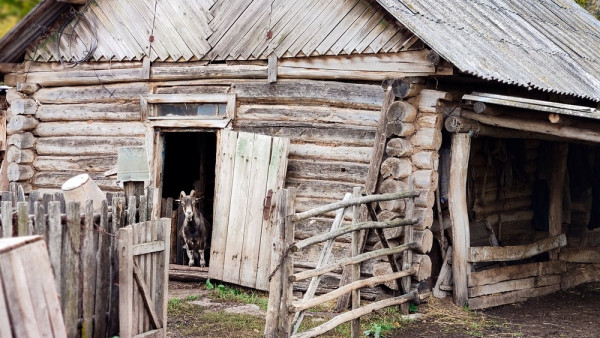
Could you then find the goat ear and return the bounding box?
[180,191,186,199]
[190,190,196,198]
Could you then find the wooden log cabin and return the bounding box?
[1,0,600,310]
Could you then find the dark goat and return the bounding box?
[178,190,210,267]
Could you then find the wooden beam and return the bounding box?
[559,248,600,263]
[549,143,568,260]
[461,110,600,143]
[449,133,471,307]
[445,116,570,141]
[468,234,567,263]
[0,63,20,73]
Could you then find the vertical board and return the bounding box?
[0,273,12,338]
[210,130,290,290]
[255,137,290,290]
[222,132,256,283]
[209,129,238,280]
[239,134,272,286]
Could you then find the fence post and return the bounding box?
[94,200,110,338]
[119,226,134,338]
[81,200,96,338]
[351,187,361,337]
[47,201,62,294]
[265,189,287,338]
[63,201,81,338]
[17,202,28,236]
[1,201,12,238]
[280,188,296,337]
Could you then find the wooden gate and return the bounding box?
[119,218,171,338]
[209,130,289,290]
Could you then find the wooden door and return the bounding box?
[119,218,171,338]
[209,130,290,290]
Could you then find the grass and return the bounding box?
[205,279,269,310]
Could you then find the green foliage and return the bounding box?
[364,322,396,338]
[409,303,418,313]
[205,279,269,310]
[576,0,600,19]
[168,298,182,311]
[185,294,199,301]
[0,0,41,37]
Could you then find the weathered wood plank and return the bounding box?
[34,155,117,172]
[36,136,145,155]
[236,104,379,127]
[209,130,238,281]
[468,235,567,263]
[119,226,134,338]
[233,80,383,110]
[63,202,81,337]
[93,200,110,338]
[36,103,141,121]
[468,261,566,287]
[35,122,147,137]
[33,83,150,104]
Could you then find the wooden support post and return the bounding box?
[265,189,288,338]
[280,188,296,337]
[351,187,361,338]
[549,143,568,260]
[124,181,145,205]
[449,133,471,307]
[268,53,278,83]
[401,177,415,314]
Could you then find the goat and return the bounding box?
[178,190,210,267]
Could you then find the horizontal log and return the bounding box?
[7,132,36,149]
[236,104,379,128]
[411,151,437,170]
[559,248,600,263]
[386,101,417,123]
[7,163,34,181]
[151,64,267,81]
[416,113,443,129]
[414,207,434,231]
[33,83,150,104]
[286,178,359,201]
[561,263,600,290]
[290,218,418,252]
[36,137,144,156]
[391,78,425,99]
[233,80,383,110]
[293,292,416,338]
[468,234,567,263]
[468,284,560,310]
[410,128,442,150]
[33,155,117,172]
[413,170,437,190]
[295,218,352,243]
[461,110,600,144]
[467,262,564,288]
[7,116,38,134]
[236,123,375,147]
[11,68,145,87]
[35,122,147,137]
[6,146,35,164]
[289,143,371,164]
[378,178,408,212]
[286,160,368,185]
[289,270,414,313]
[290,242,419,282]
[169,265,209,282]
[385,138,413,157]
[32,172,119,191]
[36,103,141,121]
[372,255,431,289]
[380,157,412,180]
[385,122,415,138]
[16,83,41,95]
[10,99,37,115]
[293,191,420,221]
[417,90,451,113]
[468,275,561,298]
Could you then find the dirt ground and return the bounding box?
[168,281,600,337]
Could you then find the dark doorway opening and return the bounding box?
[161,131,217,266]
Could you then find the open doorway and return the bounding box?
[161,131,217,266]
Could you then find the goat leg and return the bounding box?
[186,248,195,267]
[199,250,206,267]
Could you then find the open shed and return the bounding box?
[1,0,600,314]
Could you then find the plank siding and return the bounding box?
[26,0,413,62]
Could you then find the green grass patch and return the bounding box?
[205,279,269,311]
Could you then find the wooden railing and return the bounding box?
[265,178,425,338]
[0,184,154,338]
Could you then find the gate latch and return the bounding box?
[263,189,273,220]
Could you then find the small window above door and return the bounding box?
[142,93,235,123]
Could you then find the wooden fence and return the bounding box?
[0,184,154,338]
[265,179,428,338]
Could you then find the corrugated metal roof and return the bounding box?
[377,0,600,101]
[20,0,412,62]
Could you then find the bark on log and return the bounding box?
[6,146,35,164]
[378,178,408,212]
[385,122,415,138]
[7,116,38,133]
[386,138,413,157]
[7,163,35,181]
[380,157,412,179]
[386,101,417,123]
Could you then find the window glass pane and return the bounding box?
[155,103,226,117]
